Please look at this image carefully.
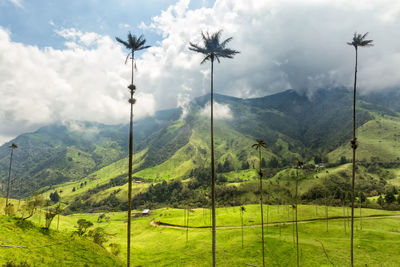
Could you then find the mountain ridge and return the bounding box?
[1,88,399,198]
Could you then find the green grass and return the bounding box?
[134,118,277,181]
[154,205,399,228]
[329,113,400,162]
[385,168,400,186]
[166,120,185,133]
[222,169,258,182]
[6,204,398,266]
[0,215,123,266]
[40,149,148,203]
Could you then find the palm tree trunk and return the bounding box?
[359,195,362,230]
[295,169,299,267]
[351,46,358,267]
[292,206,295,248]
[186,208,189,243]
[343,200,346,233]
[241,208,244,249]
[127,53,135,267]
[259,149,265,267]
[131,51,134,85]
[210,58,216,267]
[266,204,269,234]
[5,148,14,212]
[326,203,329,232]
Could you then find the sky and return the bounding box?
[1,0,400,144]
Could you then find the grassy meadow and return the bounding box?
[0,215,123,266]
[0,203,396,266]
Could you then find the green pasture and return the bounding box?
[15,204,400,266]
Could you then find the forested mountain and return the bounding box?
[0,87,398,198]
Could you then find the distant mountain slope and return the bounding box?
[328,113,400,162]
[0,109,181,196]
[1,88,399,197]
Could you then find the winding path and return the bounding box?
[150,214,400,230]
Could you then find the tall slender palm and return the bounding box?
[116,32,150,267]
[347,32,373,267]
[295,159,303,267]
[240,206,246,249]
[5,143,17,214]
[252,138,267,267]
[189,30,239,267]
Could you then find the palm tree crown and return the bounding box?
[116,32,151,63]
[189,30,240,64]
[347,32,374,49]
[296,159,304,169]
[252,139,267,151]
[10,143,18,149]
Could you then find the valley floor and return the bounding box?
[3,204,398,266]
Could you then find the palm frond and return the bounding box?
[124,52,132,64]
[137,45,151,51]
[189,29,239,64]
[215,48,240,58]
[347,32,374,48]
[10,143,18,149]
[115,37,130,49]
[219,37,233,49]
[116,32,151,54]
[200,55,212,64]
[252,139,267,150]
[128,32,135,46]
[189,43,207,54]
[361,40,373,47]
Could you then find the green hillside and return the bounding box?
[329,113,400,162]
[18,205,400,266]
[0,215,123,266]
[3,88,400,212]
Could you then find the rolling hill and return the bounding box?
[1,87,399,202]
[0,215,123,266]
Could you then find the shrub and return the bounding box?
[109,243,121,256]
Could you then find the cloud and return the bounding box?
[200,102,233,119]
[62,120,99,135]
[137,0,400,104]
[177,84,192,119]
[2,0,400,143]
[0,26,155,144]
[6,0,23,8]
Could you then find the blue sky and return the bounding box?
[0,0,214,49]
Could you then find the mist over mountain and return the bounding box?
[0,87,397,197]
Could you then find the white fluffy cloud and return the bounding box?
[200,102,233,119]
[2,0,400,143]
[0,27,155,144]
[135,0,400,109]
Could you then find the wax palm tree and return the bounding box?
[252,138,267,267]
[347,32,373,267]
[116,32,150,267]
[240,206,246,249]
[5,143,17,214]
[189,30,239,267]
[294,159,303,267]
